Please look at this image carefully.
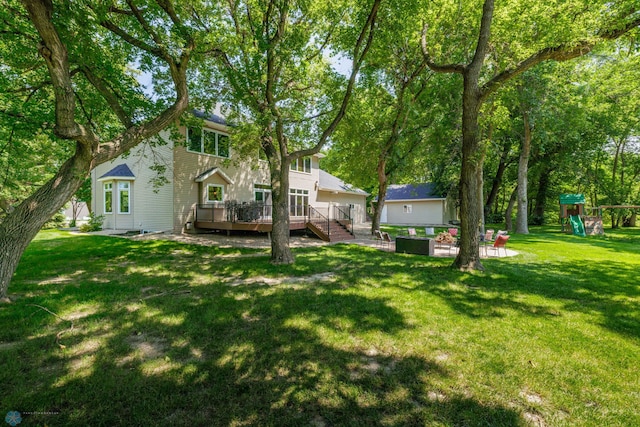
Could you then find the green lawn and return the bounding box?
[1,227,639,426]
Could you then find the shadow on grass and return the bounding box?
[1,233,526,426]
[395,249,640,340]
[1,280,523,426]
[8,230,638,425]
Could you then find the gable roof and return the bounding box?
[318,170,368,196]
[385,183,444,201]
[98,164,135,181]
[559,194,585,205]
[194,167,235,184]
[192,109,227,126]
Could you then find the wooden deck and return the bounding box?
[193,204,354,241]
[194,219,308,233]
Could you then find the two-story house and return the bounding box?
[90,112,368,241]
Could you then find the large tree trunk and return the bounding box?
[0,0,191,299]
[505,186,517,231]
[515,110,531,233]
[269,156,294,264]
[0,144,92,299]
[533,164,553,220]
[453,76,484,271]
[371,157,388,234]
[485,140,511,217]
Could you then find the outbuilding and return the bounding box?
[380,183,456,226]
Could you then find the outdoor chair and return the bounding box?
[488,234,510,257]
[381,231,393,250]
[407,227,417,237]
[480,229,495,255]
[448,228,458,237]
[425,227,435,236]
[373,230,383,246]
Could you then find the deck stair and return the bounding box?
[306,206,354,242]
[307,219,355,242]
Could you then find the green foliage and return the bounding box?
[78,212,105,232]
[42,211,67,229]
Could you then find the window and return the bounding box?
[403,204,412,214]
[289,188,309,216]
[290,156,311,173]
[206,184,224,203]
[104,182,113,214]
[254,184,272,204]
[187,127,230,158]
[118,182,130,214]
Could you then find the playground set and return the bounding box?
[559,193,640,236]
[560,194,604,237]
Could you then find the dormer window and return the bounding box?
[290,156,311,173]
[187,127,230,158]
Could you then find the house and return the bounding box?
[379,183,456,226]
[90,112,368,241]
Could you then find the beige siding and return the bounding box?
[315,191,367,224]
[91,120,368,233]
[385,200,446,225]
[172,122,270,232]
[92,136,174,231]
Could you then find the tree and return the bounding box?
[0,0,213,299]
[421,0,640,270]
[211,0,381,264]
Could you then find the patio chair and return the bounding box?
[407,227,417,237]
[488,234,510,257]
[381,231,393,250]
[373,230,383,246]
[425,227,435,236]
[448,228,458,237]
[480,229,494,256]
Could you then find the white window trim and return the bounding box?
[403,204,413,214]
[104,182,113,214]
[186,127,230,159]
[289,188,309,217]
[206,184,224,203]
[290,157,312,174]
[118,182,131,214]
[254,184,272,202]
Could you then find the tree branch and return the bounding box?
[420,24,465,74]
[21,0,90,142]
[297,0,382,159]
[79,66,133,128]
[480,10,640,101]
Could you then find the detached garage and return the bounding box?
[380,183,456,226]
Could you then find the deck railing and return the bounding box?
[307,206,330,238]
[196,202,353,233]
[333,205,353,235]
[196,202,272,224]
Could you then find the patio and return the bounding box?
[86,223,517,258]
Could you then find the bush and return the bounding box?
[43,211,67,229]
[79,213,105,232]
[486,212,504,223]
[529,214,545,226]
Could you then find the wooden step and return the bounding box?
[306,219,355,242]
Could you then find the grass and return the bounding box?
[1,227,639,426]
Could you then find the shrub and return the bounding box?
[486,212,504,223]
[79,213,105,232]
[43,211,67,229]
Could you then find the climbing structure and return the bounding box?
[559,194,604,235]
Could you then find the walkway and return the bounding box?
[86,223,517,258]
